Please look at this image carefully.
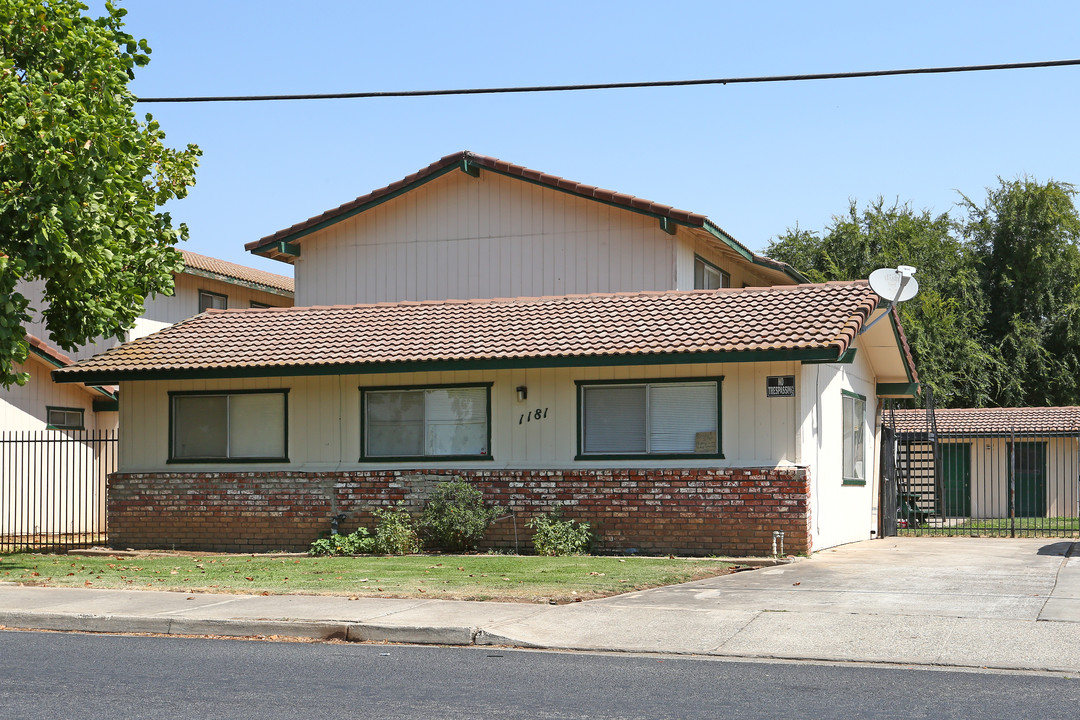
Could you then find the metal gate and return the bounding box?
[880,399,1080,538]
[0,429,116,552]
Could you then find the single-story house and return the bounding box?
[888,407,1080,521]
[55,281,919,556]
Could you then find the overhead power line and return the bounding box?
[135,58,1080,104]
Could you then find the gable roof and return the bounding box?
[889,406,1080,436]
[179,250,294,296]
[52,281,914,385]
[245,150,807,283]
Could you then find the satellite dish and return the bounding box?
[861,266,919,334]
[868,266,919,304]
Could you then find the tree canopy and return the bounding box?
[0,0,200,387]
[766,179,1080,409]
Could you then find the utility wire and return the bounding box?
[135,58,1080,104]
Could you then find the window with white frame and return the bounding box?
[842,391,866,483]
[170,390,287,461]
[362,384,490,459]
[578,379,720,457]
[198,290,227,312]
[47,406,84,430]
[693,256,730,290]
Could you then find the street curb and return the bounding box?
[347,623,475,645]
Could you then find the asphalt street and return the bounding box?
[1,630,1077,720]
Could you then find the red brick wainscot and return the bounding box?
[107,467,811,556]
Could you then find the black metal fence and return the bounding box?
[881,405,1080,538]
[0,429,116,552]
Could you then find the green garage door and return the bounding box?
[1009,442,1047,517]
[940,443,971,517]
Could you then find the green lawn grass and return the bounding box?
[0,553,736,603]
[899,516,1080,537]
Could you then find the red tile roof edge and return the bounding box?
[26,334,118,397]
[53,281,891,382]
[887,406,1080,434]
[179,249,294,294]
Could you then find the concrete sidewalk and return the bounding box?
[1,537,1077,673]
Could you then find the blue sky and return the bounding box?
[95,1,1080,275]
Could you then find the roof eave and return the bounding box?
[51,345,848,386]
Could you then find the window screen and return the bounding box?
[171,392,286,461]
[47,407,85,430]
[581,381,718,455]
[693,257,730,290]
[842,393,866,481]
[364,386,489,458]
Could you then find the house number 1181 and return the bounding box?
[519,408,549,424]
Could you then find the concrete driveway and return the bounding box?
[480,537,1080,670]
[603,536,1079,622]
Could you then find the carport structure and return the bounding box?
[884,406,1080,537]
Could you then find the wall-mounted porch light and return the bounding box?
[516,386,528,402]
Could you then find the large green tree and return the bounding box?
[962,178,1080,406]
[766,199,994,407]
[0,0,200,387]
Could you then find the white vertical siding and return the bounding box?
[293,171,685,306]
[0,357,115,432]
[119,360,802,473]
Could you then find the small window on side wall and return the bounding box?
[47,406,84,430]
[842,391,866,484]
[694,256,730,290]
[198,290,227,313]
[170,390,288,462]
[250,301,272,309]
[577,379,721,458]
[362,384,491,460]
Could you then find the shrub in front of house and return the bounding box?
[528,509,593,556]
[372,502,422,555]
[419,477,502,552]
[309,526,376,556]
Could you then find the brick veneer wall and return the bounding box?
[107,467,812,556]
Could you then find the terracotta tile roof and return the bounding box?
[245,151,806,282]
[53,282,887,383]
[179,250,294,294]
[887,407,1080,435]
[26,334,118,397]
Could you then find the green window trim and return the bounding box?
[198,289,228,313]
[693,255,730,290]
[575,376,724,460]
[841,390,867,485]
[46,406,85,430]
[359,382,493,462]
[167,388,290,464]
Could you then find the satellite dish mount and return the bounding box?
[861,266,919,334]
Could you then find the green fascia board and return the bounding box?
[52,347,845,385]
[92,398,120,412]
[876,382,920,397]
[802,348,857,365]
[181,267,293,298]
[248,163,462,254]
[33,346,117,399]
[700,220,810,284]
[888,312,917,384]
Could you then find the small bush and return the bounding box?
[528,509,593,556]
[419,478,502,551]
[308,527,375,556]
[372,502,421,555]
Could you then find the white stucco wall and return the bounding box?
[800,347,879,551]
